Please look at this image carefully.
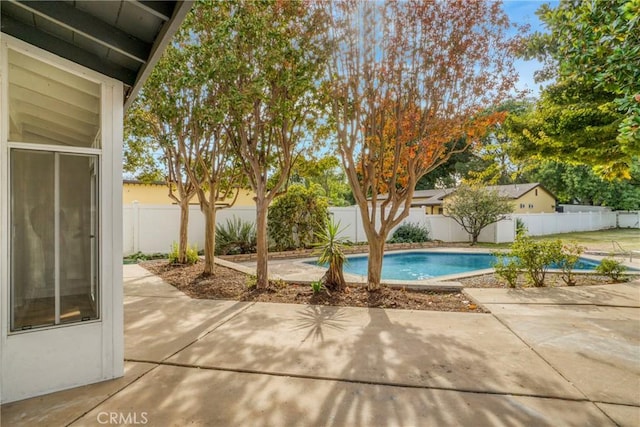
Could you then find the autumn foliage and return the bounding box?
[361,100,507,194]
[327,0,522,290]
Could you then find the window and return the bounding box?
[520,203,525,209]
[535,189,538,196]
[8,49,101,148]
[528,204,534,209]
[8,49,101,331]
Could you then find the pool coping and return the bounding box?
[216,248,640,292]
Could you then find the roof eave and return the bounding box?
[124,0,194,109]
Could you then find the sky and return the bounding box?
[502,0,559,97]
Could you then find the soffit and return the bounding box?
[1,0,193,108]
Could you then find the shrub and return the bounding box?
[246,274,257,288]
[268,184,329,251]
[310,280,324,294]
[388,222,430,243]
[557,242,585,286]
[169,242,198,265]
[215,217,257,255]
[515,218,527,236]
[509,234,563,287]
[596,258,627,282]
[492,252,519,288]
[123,251,166,263]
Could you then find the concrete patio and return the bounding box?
[2,264,639,426]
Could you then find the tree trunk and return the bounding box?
[255,198,269,289]
[178,199,190,263]
[367,237,385,291]
[322,258,346,292]
[471,232,479,246]
[203,205,217,275]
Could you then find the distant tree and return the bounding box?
[415,141,481,190]
[521,0,639,178]
[467,100,533,185]
[444,185,514,245]
[416,101,534,189]
[507,80,625,179]
[289,155,353,206]
[528,160,640,210]
[326,1,521,290]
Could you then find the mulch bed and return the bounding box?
[141,260,623,314]
[458,272,618,288]
[142,260,486,313]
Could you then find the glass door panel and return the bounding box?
[10,149,99,331]
[10,150,55,330]
[59,154,99,323]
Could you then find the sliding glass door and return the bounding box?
[10,150,99,331]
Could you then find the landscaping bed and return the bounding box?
[141,260,628,313]
[142,261,486,313]
[458,272,618,288]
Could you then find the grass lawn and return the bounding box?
[532,229,640,252]
[475,228,639,252]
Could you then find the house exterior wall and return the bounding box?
[438,186,556,215]
[423,205,443,215]
[123,182,256,206]
[512,188,556,213]
[0,36,124,403]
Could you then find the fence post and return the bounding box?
[132,201,140,254]
[354,207,359,243]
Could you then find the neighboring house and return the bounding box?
[413,183,557,214]
[0,1,192,403]
[123,180,257,206]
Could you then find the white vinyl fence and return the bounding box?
[124,203,255,255]
[330,207,429,243]
[617,211,640,228]
[123,204,631,255]
[513,212,617,236]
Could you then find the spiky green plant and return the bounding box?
[313,218,350,292]
[215,217,257,255]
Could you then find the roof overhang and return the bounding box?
[1,0,193,109]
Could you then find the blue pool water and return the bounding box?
[307,251,602,280]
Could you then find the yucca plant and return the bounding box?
[313,218,349,292]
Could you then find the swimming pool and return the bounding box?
[307,251,602,280]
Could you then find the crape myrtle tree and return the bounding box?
[125,47,201,265]
[177,9,245,275]
[326,0,522,290]
[122,134,163,183]
[127,11,242,272]
[194,0,330,288]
